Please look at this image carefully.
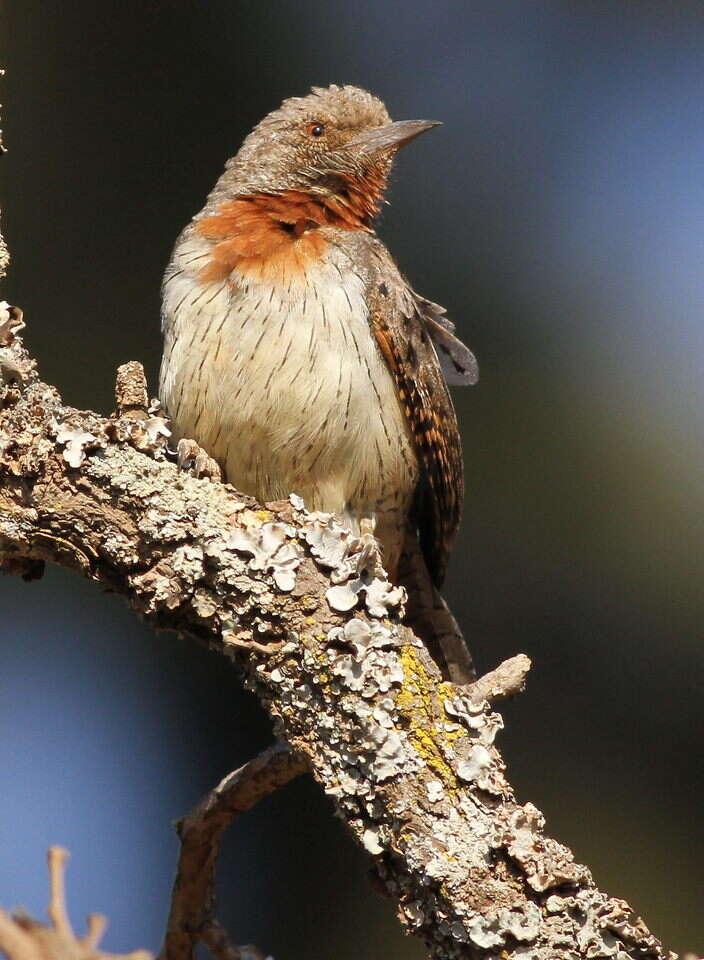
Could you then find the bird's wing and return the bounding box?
[414,294,479,386]
[366,255,478,587]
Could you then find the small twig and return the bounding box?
[467,653,532,704]
[114,361,149,419]
[0,305,25,346]
[47,846,74,940]
[0,847,151,960]
[80,913,108,950]
[159,742,307,960]
[223,636,286,656]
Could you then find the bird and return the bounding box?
[160,84,478,682]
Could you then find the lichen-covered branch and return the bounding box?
[0,317,683,960]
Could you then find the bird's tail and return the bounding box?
[397,530,475,684]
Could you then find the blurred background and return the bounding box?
[1,1,703,956]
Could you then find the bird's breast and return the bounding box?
[160,230,419,523]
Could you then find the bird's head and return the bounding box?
[217,85,440,227]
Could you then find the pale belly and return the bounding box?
[160,238,419,567]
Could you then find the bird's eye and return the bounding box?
[306,122,325,138]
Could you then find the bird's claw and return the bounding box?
[355,535,378,578]
[176,438,222,482]
[352,519,385,579]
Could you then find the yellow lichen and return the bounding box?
[396,646,460,790]
[443,725,464,744]
[410,727,456,784]
[239,508,272,528]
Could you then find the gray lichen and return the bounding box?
[227,522,303,592]
[292,497,406,617]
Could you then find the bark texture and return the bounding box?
[0,318,684,960]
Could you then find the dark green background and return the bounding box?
[1,2,702,957]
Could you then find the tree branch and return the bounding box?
[160,742,307,960]
[0,311,688,959]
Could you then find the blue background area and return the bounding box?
[1,2,703,956]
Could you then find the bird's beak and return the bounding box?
[346,119,441,156]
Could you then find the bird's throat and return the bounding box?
[196,168,388,285]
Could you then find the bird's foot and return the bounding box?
[352,518,385,579]
[176,438,222,482]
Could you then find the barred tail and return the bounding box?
[398,529,475,684]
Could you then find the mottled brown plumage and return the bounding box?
[370,286,465,587]
[159,84,478,680]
